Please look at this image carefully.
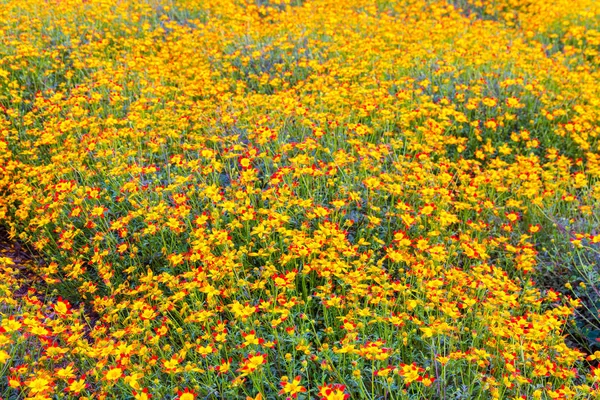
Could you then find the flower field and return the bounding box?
[1,0,600,398]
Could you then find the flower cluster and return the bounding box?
[0,0,599,399]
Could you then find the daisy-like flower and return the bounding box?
[318,383,349,400]
[279,375,307,399]
[237,353,266,376]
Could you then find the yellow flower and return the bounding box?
[279,375,307,398]
[27,377,52,395]
[104,367,123,382]
[0,350,10,364]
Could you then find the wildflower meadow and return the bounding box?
[0,0,599,399]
